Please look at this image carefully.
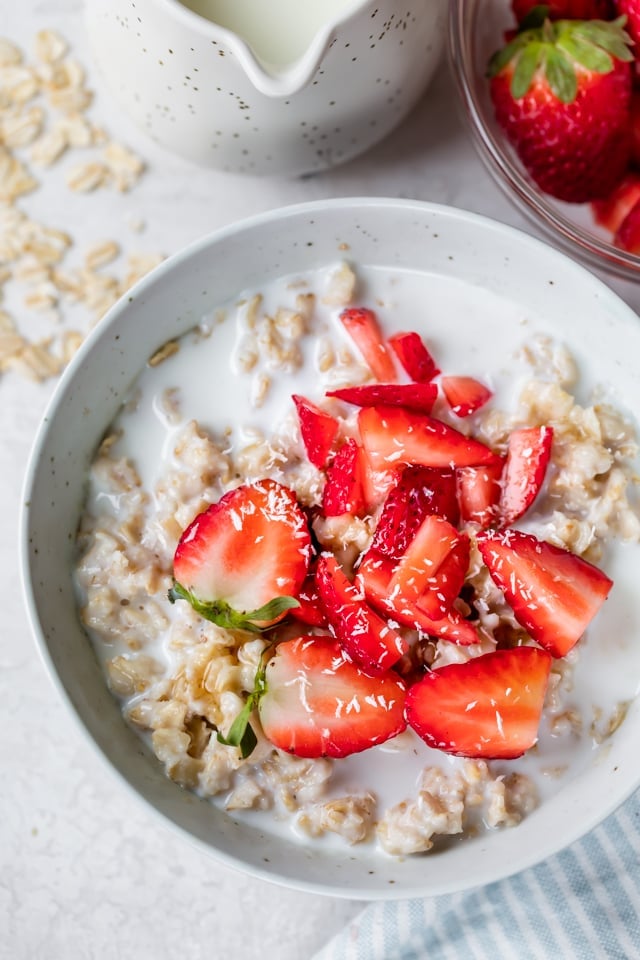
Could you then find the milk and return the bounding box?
[178,0,355,67]
[78,261,640,849]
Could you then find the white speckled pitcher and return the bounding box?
[84,0,447,176]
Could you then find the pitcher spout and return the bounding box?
[230,25,334,99]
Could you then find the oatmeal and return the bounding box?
[74,262,640,856]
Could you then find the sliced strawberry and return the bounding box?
[477,529,613,657]
[258,634,407,758]
[371,465,459,559]
[358,550,481,646]
[500,425,553,526]
[614,197,640,253]
[358,406,499,472]
[591,172,640,234]
[388,515,469,618]
[339,307,397,382]
[290,572,328,628]
[440,376,493,418]
[315,553,407,673]
[327,382,437,414]
[406,646,552,759]
[388,331,440,383]
[358,443,400,512]
[292,394,339,469]
[322,438,366,517]
[457,459,505,529]
[171,479,311,630]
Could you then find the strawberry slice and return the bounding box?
[322,438,366,517]
[292,394,339,469]
[358,444,400,512]
[358,406,499,472]
[339,307,397,382]
[371,465,459,559]
[290,572,328,628]
[457,459,505,529]
[477,529,613,657]
[358,550,481,646]
[440,376,493,418]
[315,553,407,673]
[500,425,553,526]
[614,198,640,254]
[388,331,440,383]
[171,479,311,631]
[591,172,640,234]
[327,381,438,414]
[258,634,407,758]
[405,646,552,759]
[388,515,470,618]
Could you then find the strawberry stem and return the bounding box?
[168,581,300,632]
[214,649,270,758]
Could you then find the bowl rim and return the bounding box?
[447,0,640,282]
[19,195,640,900]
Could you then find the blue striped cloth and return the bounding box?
[313,789,640,960]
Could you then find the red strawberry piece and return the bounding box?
[358,444,400,512]
[477,529,613,657]
[358,550,482,646]
[614,197,640,251]
[292,394,339,469]
[440,376,493,418]
[591,172,640,233]
[315,553,407,673]
[457,459,505,529]
[371,465,459,560]
[488,19,633,203]
[322,438,366,517]
[388,515,470,618]
[171,479,311,630]
[388,331,440,383]
[500,425,553,526]
[339,307,397,382]
[616,0,640,44]
[630,92,640,168]
[258,634,407,758]
[290,573,328,628]
[512,0,614,22]
[358,406,499,472]
[327,381,438,414]
[406,646,552,759]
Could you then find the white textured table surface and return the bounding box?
[2,5,639,960]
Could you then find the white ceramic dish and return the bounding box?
[21,198,640,899]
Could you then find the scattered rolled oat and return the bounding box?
[0,30,162,382]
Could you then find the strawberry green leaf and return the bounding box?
[487,34,530,77]
[557,34,614,73]
[517,5,550,31]
[168,581,300,632]
[545,47,577,103]
[216,703,258,758]
[511,43,543,98]
[573,19,634,62]
[214,650,269,758]
[567,18,633,59]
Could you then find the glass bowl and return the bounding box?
[448,0,640,281]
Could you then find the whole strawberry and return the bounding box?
[615,0,640,43]
[512,0,614,22]
[488,18,634,202]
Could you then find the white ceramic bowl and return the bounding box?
[21,198,640,899]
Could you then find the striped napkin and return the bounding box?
[312,788,640,960]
